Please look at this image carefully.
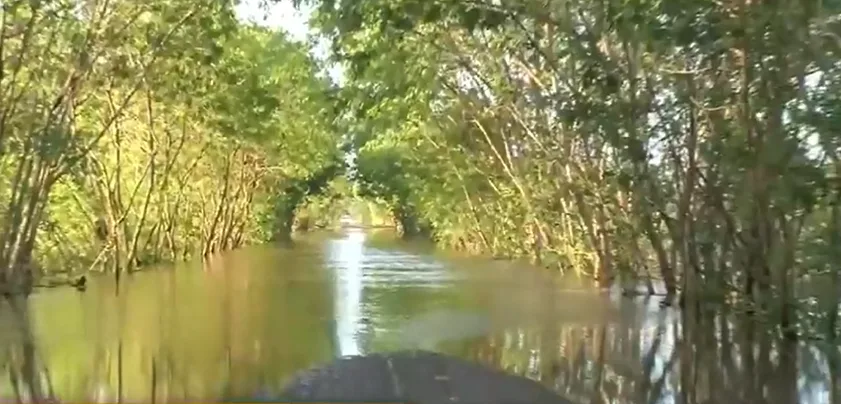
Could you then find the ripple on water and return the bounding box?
[0,231,834,404]
[326,243,460,289]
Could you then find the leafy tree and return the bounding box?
[0,2,343,293]
[301,0,841,339]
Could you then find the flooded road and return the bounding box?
[0,229,836,403]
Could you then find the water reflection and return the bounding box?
[0,297,56,403]
[0,230,837,403]
[330,228,365,356]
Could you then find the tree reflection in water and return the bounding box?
[0,237,838,403]
[0,297,55,403]
[456,296,839,404]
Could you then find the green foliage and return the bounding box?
[0,2,343,289]
[306,0,841,337]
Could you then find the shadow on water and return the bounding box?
[0,228,839,403]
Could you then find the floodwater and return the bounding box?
[0,229,837,403]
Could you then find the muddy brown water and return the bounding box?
[0,229,835,403]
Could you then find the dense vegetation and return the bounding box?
[0,0,342,293]
[300,0,841,337]
[2,0,840,342]
[294,175,395,230]
[6,2,841,402]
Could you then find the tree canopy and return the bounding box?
[3,0,841,340]
[0,0,343,292]
[300,0,841,338]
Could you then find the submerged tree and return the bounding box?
[301,0,841,337]
[0,1,342,293]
